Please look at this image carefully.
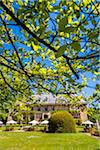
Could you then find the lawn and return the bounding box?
[0,132,99,150]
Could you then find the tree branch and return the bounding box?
[0,61,23,74]
[0,16,24,70]
[0,70,17,92]
[0,70,34,101]
[0,1,79,79]
[72,52,99,60]
[0,54,17,66]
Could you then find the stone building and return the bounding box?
[11,94,88,123]
[31,102,87,122]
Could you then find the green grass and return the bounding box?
[0,132,99,150]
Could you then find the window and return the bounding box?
[52,106,55,111]
[45,107,48,111]
[44,114,48,119]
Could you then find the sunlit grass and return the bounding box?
[0,132,99,150]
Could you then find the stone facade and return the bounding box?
[10,94,88,123]
[28,103,87,122]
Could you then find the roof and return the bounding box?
[32,94,68,104]
[16,94,87,106]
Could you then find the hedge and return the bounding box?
[48,111,76,133]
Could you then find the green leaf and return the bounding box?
[52,5,60,12]
[66,27,77,33]
[76,11,80,18]
[84,21,88,25]
[56,45,67,58]
[58,17,68,32]
[17,0,23,6]
[89,32,98,39]
[0,41,3,47]
[19,48,23,52]
[9,0,14,2]
[17,9,24,16]
[37,27,46,35]
[27,42,31,47]
[31,42,39,51]
[92,20,96,25]
[15,77,19,82]
[39,68,46,75]
[81,49,85,52]
[80,26,86,32]
[11,7,14,13]
[71,42,81,50]
[25,0,28,4]
[6,15,12,21]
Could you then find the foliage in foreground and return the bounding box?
[0,0,99,96]
[49,111,76,133]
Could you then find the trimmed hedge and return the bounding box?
[49,111,76,133]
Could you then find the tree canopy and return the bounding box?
[0,0,99,98]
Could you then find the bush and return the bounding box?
[74,119,82,125]
[91,128,100,136]
[5,125,15,131]
[48,111,76,133]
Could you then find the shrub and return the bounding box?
[48,111,76,133]
[74,119,82,125]
[91,127,100,136]
[5,125,15,131]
